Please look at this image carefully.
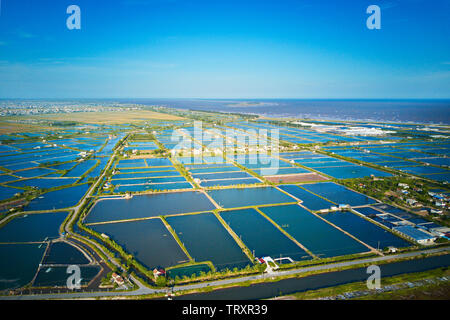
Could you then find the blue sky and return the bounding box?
[0,0,449,98]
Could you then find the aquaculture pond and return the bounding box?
[259,205,368,258]
[321,211,411,249]
[301,182,377,206]
[220,208,311,261]
[90,219,189,269]
[166,213,251,271]
[116,159,147,168]
[42,242,90,265]
[188,166,241,174]
[118,167,177,173]
[114,182,193,193]
[207,187,296,208]
[192,171,253,180]
[65,159,99,177]
[257,167,311,176]
[0,243,45,291]
[113,171,179,179]
[0,174,17,184]
[15,167,55,178]
[278,185,334,210]
[0,212,69,242]
[200,178,261,187]
[145,158,173,167]
[32,266,100,288]
[111,176,187,185]
[85,191,216,223]
[7,178,79,190]
[167,264,212,279]
[312,165,392,179]
[24,184,90,211]
[0,186,22,201]
[353,206,384,217]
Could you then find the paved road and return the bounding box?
[1,246,448,300]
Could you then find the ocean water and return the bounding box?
[126,99,450,125]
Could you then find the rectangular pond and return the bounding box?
[166,213,251,271]
[85,191,216,223]
[259,205,369,258]
[114,182,193,193]
[207,187,296,208]
[200,178,262,187]
[220,208,311,261]
[33,265,100,288]
[193,171,253,180]
[301,182,378,206]
[278,185,334,210]
[0,243,45,291]
[0,212,69,243]
[320,211,411,249]
[24,184,90,211]
[90,219,189,269]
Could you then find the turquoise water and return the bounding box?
[167,213,251,271]
[259,205,368,258]
[220,208,311,261]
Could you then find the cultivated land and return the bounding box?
[13,110,185,125]
[0,121,55,134]
[0,102,449,300]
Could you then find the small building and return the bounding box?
[153,268,166,278]
[406,198,418,206]
[387,246,397,253]
[393,225,436,245]
[111,273,124,286]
